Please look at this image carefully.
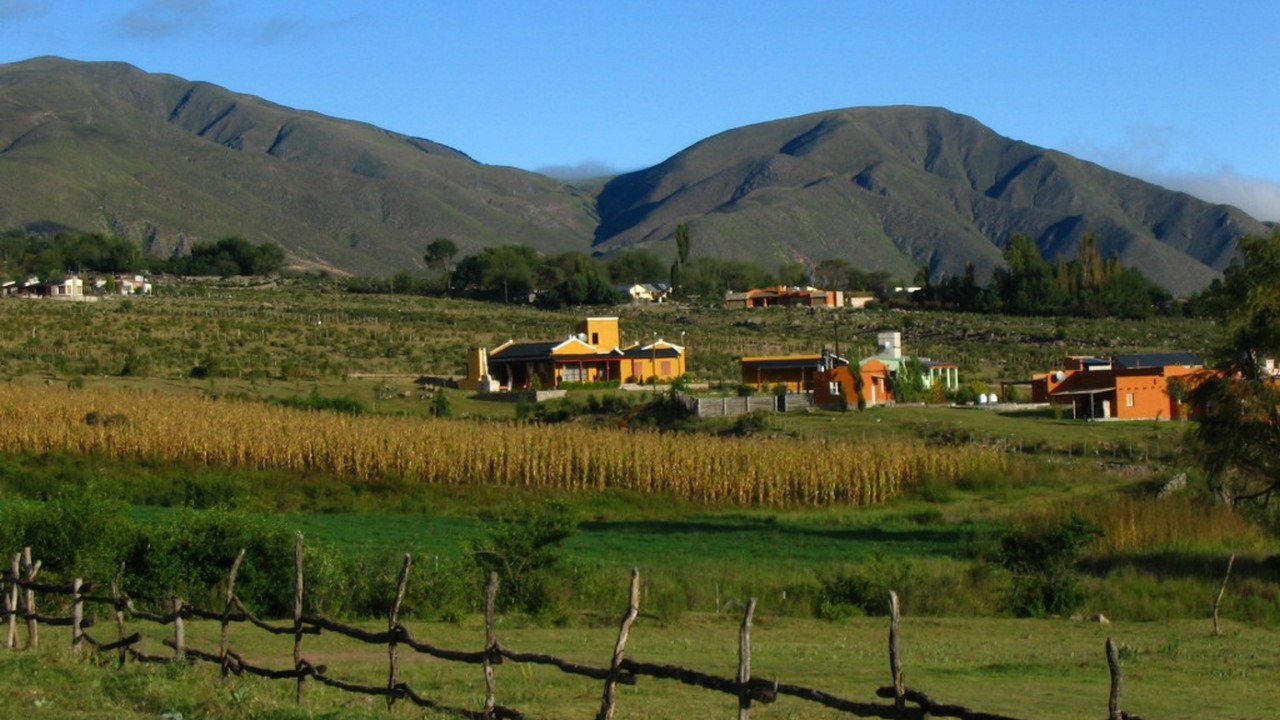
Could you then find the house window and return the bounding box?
[1125,392,1134,408]
[660,360,671,377]
[561,365,584,383]
[591,332,599,345]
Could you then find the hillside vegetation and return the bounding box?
[0,57,1271,293]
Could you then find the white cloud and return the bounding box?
[1150,170,1280,223]
[1063,126,1280,222]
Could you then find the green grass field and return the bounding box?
[2,614,1276,719]
[0,286,1275,718]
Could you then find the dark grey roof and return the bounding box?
[488,341,561,362]
[1113,352,1202,370]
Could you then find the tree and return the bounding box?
[1189,232,1280,507]
[483,245,536,303]
[811,258,853,289]
[993,234,1068,315]
[776,261,807,287]
[424,237,458,286]
[674,223,691,266]
[606,249,665,285]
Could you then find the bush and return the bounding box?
[470,501,578,616]
[0,483,135,584]
[275,386,367,415]
[995,513,1101,617]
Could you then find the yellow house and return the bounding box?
[739,354,826,392]
[477,317,686,390]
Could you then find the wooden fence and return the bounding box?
[677,392,813,418]
[1,539,1145,720]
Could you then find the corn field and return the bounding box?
[0,384,1003,507]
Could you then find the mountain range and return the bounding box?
[0,57,1271,295]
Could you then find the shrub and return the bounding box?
[996,513,1101,617]
[470,501,578,616]
[0,483,135,584]
[275,386,367,415]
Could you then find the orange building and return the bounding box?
[739,353,896,407]
[476,317,686,390]
[813,357,895,408]
[724,286,844,309]
[1032,353,1203,420]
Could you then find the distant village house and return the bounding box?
[461,317,686,392]
[1031,353,1203,420]
[725,286,844,309]
[739,331,958,408]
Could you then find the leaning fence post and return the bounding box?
[483,571,500,720]
[597,567,641,720]
[5,552,18,649]
[172,596,185,660]
[22,548,40,650]
[111,563,127,667]
[71,578,84,654]
[888,590,905,718]
[293,532,305,703]
[1106,637,1123,720]
[387,553,411,710]
[221,549,246,677]
[1213,552,1236,637]
[738,597,758,720]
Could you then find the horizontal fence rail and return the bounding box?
[0,542,1146,720]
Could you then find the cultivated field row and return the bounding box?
[0,385,1003,507]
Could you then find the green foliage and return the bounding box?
[275,386,368,415]
[0,484,134,583]
[470,501,578,615]
[0,230,147,280]
[1189,231,1280,508]
[168,237,284,277]
[424,236,458,283]
[605,249,666,285]
[921,233,1171,318]
[121,506,302,614]
[995,513,1100,617]
[541,253,620,307]
[430,388,452,417]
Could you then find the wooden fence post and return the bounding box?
[1213,552,1236,637]
[71,578,83,654]
[597,567,641,720]
[483,571,500,720]
[5,552,18,649]
[111,563,127,667]
[1106,637,1122,720]
[22,548,39,650]
[222,549,246,677]
[387,553,411,709]
[888,591,905,718]
[172,597,185,660]
[738,597,757,720]
[293,532,305,703]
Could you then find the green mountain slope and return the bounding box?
[0,58,1269,294]
[593,107,1268,295]
[0,57,597,275]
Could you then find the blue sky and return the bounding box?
[3,1,1278,220]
